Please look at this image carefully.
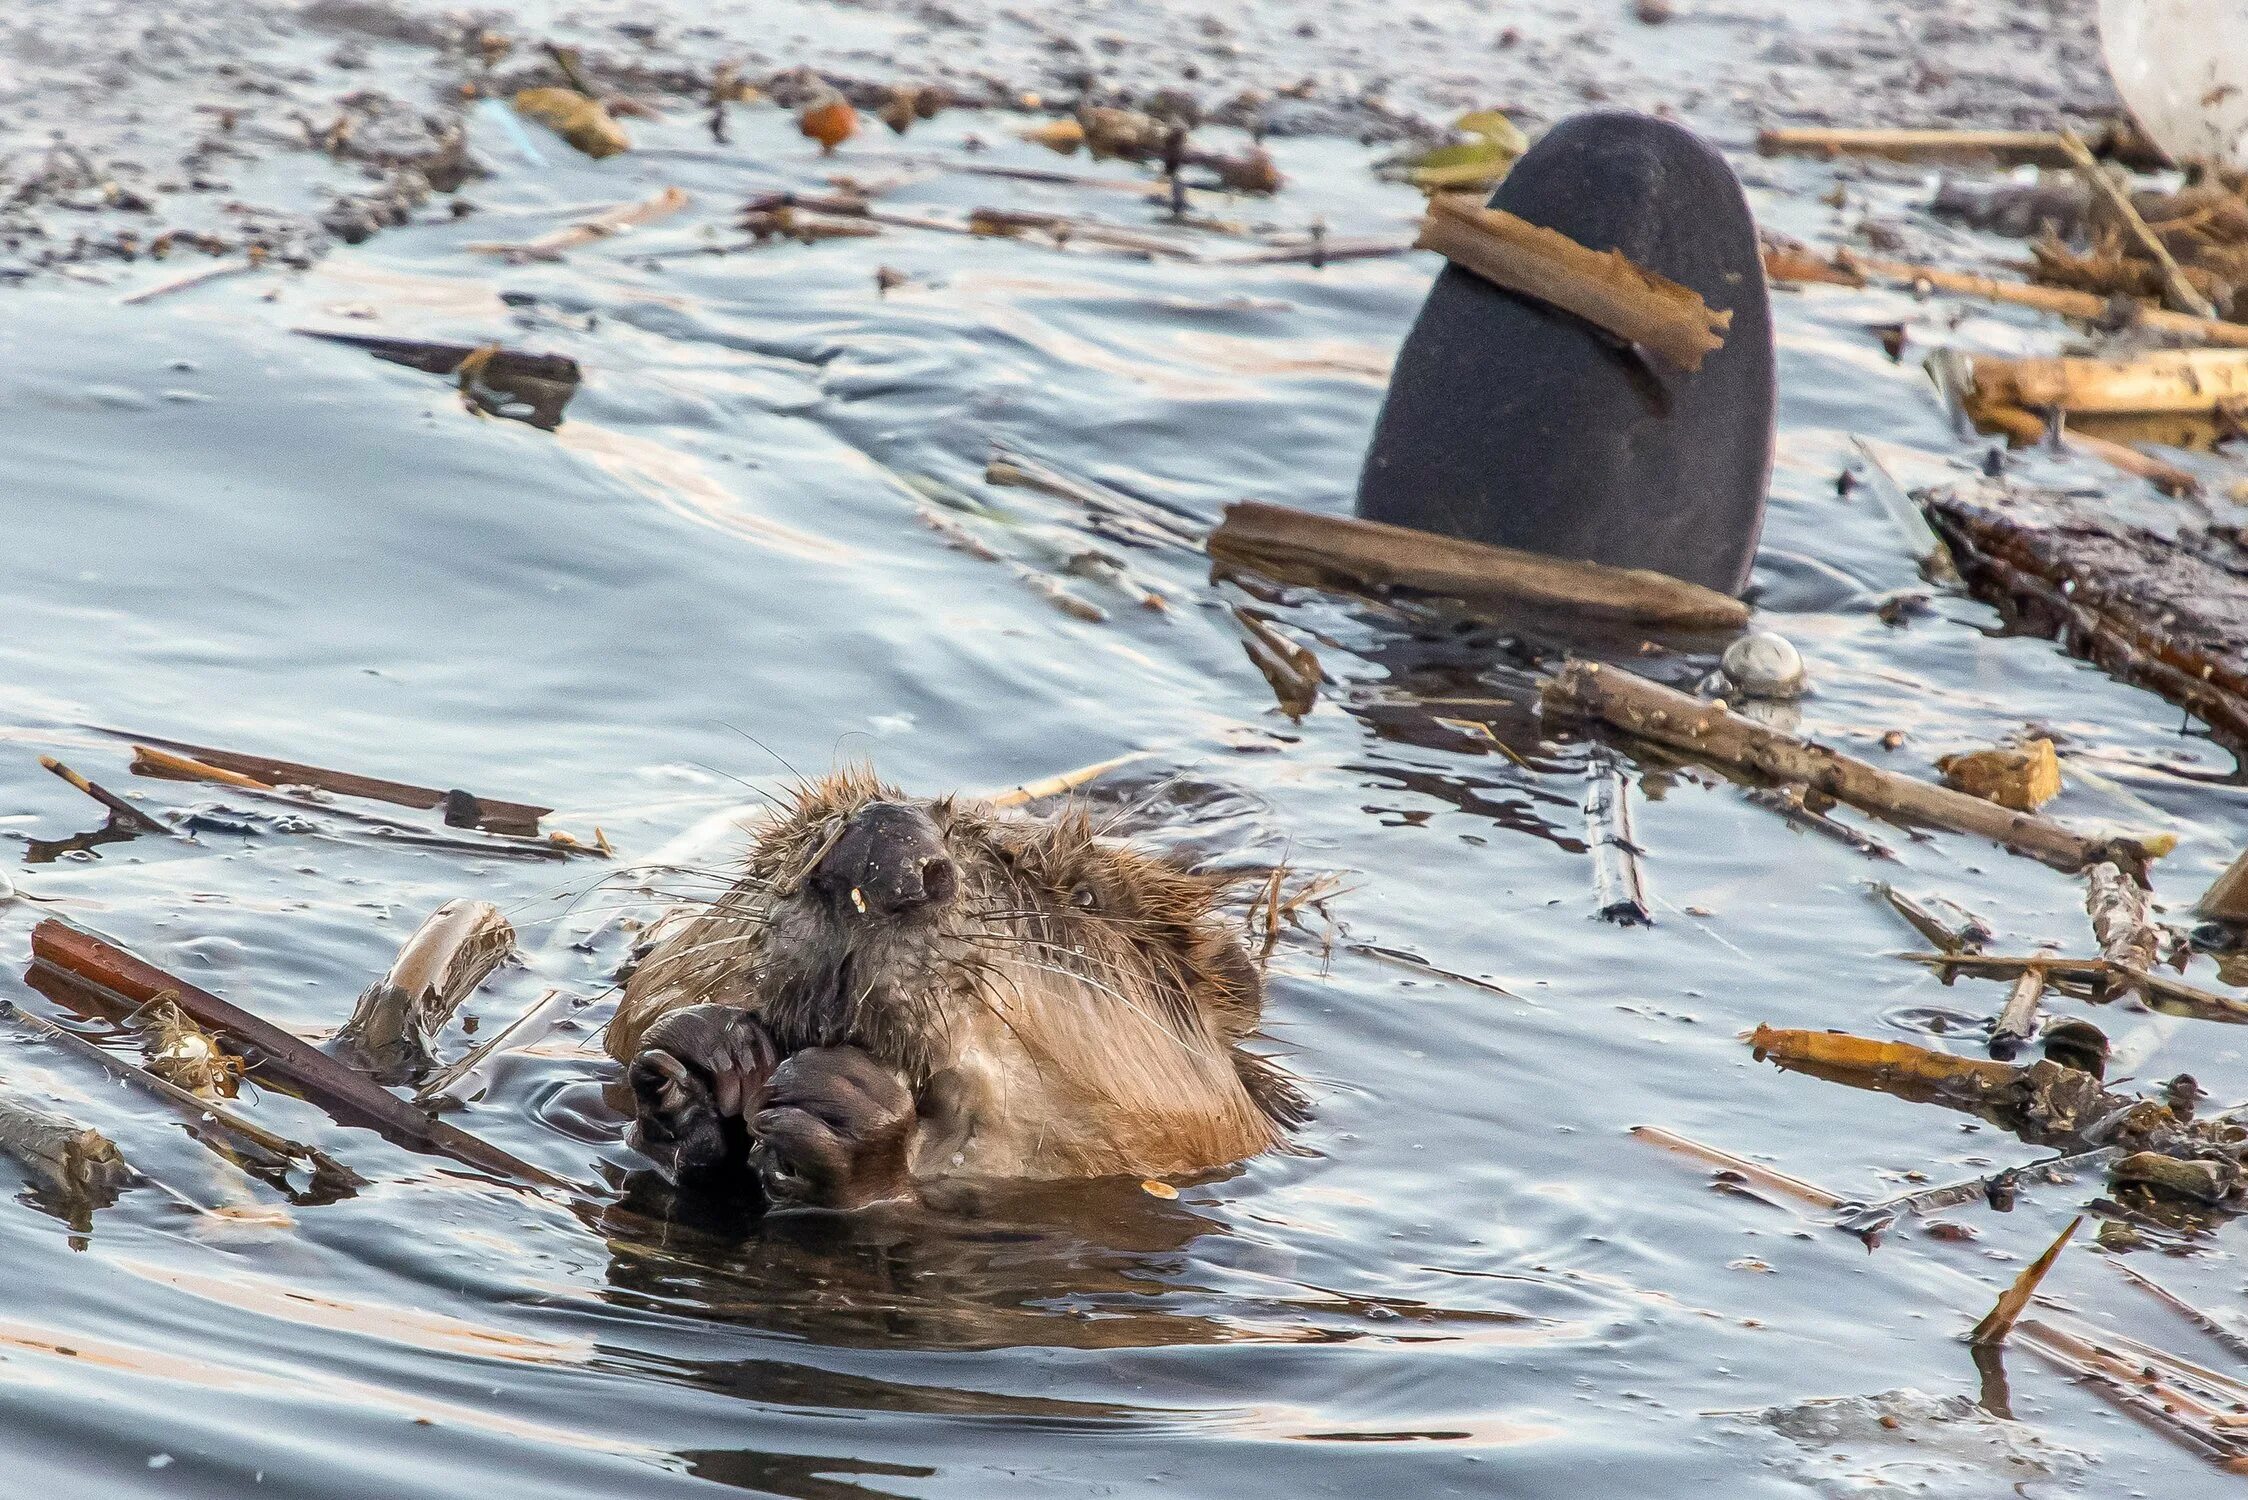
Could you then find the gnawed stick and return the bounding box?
[336,901,516,1071]
[1904,952,2110,987]
[2114,1260,2248,1367]
[984,751,1154,809]
[1583,748,1651,925]
[0,996,359,1199]
[1972,1215,2081,1346]
[1762,241,2248,349]
[113,728,552,836]
[27,920,566,1190]
[1211,503,1749,632]
[38,756,170,837]
[1990,965,2048,1059]
[1628,1125,1845,1209]
[0,1083,131,1203]
[2058,130,2214,319]
[1872,883,1989,955]
[1416,193,1730,372]
[415,988,585,1110]
[1538,660,2147,872]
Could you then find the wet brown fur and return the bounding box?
[609,766,1304,1182]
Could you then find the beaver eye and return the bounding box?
[1070,884,1099,911]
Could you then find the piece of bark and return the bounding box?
[1628,1125,1845,1210]
[1749,1024,2114,1145]
[336,900,516,1072]
[1583,748,1652,925]
[1937,739,2061,812]
[0,1086,130,1203]
[1966,347,2248,417]
[1,995,358,1200]
[1415,193,1730,372]
[1539,660,2145,872]
[116,728,551,836]
[414,988,584,1110]
[1761,241,2248,349]
[2087,862,2159,973]
[2196,849,2248,924]
[513,87,629,158]
[27,920,565,1189]
[1923,482,2248,751]
[1212,503,1749,632]
[1971,1216,2081,1346]
[2057,130,2215,319]
[1990,966,2049,1060]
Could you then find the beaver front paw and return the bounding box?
[625,1004,779,1190]
[750,1046,916,1211]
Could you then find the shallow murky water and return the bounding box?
[4,86,2248,1500]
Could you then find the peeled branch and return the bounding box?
[1416,194,1730,372]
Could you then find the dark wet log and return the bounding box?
[1212,503,1750,631]
[1415,193,1730,372]
[0,1083,130,1203]
[0,996,359,1200]
[1924,483,2248,751]
[116,729,551,836]
[1539,660,2146,871]
[27,920,566,1189]
[336,900,516,1071]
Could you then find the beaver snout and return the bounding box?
[813,802,959,918]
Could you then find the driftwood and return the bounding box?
[336,900,516,1071]
[0,996,358,1200]
[292,332,583,431]
[1538,660,2145,872]
[2057,130,2214,319]
[415,988,585,1110]
[27,920,565,1189]
[1964,347,2248,418]
[117,729,552,836]
[2086,861,2159,981]
[1762,241,2248,349]
[1924,482,2248,750]
[1210,503,1749,632]
[1833,1147,2119,1242]
[1415,194,1730,372]
[1872,883,1988,955]
[1906,950,2248,1025]
[1583,748,1652,925]
[0,1083,130,1203]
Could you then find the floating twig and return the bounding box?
[985,451,1205,551]
[1832,1147,2119,1242]
[1872,883,1988,955]
[466,185,689,260]
[2113,1260,2248,1367]
[1629,1124,1846,1210]
[2057,130,2214,319]
[38,755,170,837]
[984,752,1154,809]
[1990,965,2048,1059]
[116,256,261,307]
[1211,503,1749,632]
[1583,748,1652,925]
[1745,784,1898,860]
[1539,660,2148,872]
[1971,1216,2082,1346]
[336,901,516,1072]
[1232,606,1322,719]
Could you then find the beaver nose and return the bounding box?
[814,802,959,918]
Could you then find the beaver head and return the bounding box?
[614,766,1304,1181]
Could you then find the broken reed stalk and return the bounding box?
[1989,965,2048,1059]
[0,1083,131,1202]
[27,920,565,1190]
[984,751,1154,809]
[0,996,358,1197]
[1583,748,1652,925]
[1761,242,2248,349]
[466,184,690,259]
[116,728,551,836]
[1416,194,1730,371]
[1904,952,2111,986]
[38,755,170,837]
[117,256,261,307]
[2114,1261,2248,1366]
[2057,130,2215,319]
[1628,1125,1846,1209]
[1210,503,1750,632]
[414,988,582,1110]
[984,451,1206,550]
[1231,606,1322,718]
[1538,660,2143,872]
[1873,882,1987,955]
[1973,1216,2084,1346]
[336,900,516,1069]
[2015,1320,2248,1469]
[1744,784,1897,860]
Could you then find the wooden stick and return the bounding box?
[984,751,1154,808]
[336,900,515,1069]
[1967,348,2248,417]
[1211,503,1749,631]
[1232,606,1322,719]
[1762,242,2248,349]
[1972,1215,2082,1346]
[1744,784,1898,861]
[0,995,358,1198]
[1629,1125,1846,1209]
[0,1084,130,1202]
[1873,883,1987,955]
[1416,194,1730,371]
[1990,965,2048,1059]
[2058,130,2214,319]
[1903,952,2112,986]
[114,728,550,836]
[27,920,566,1190]
[414,988,584,1110]
[1538,660,2141,872]
[1758,127,2087,164]
[130,743,267,791]
[1583,748,1652,924]
[38,755,170,837]
[117,256,260,307]
[1833,1147,2119,1241]
[2016,1320,2248,1469]
[984,451,1205,550]
[2114,1260,2248,1366]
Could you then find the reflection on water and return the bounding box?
[1,84,2246,1500]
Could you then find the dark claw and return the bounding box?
[625,1005,778,1190]
[749,1045,916,1211]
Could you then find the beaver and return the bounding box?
[607,766,1305,1210]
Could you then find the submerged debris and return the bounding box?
[293,330,582,430]
[0,1085,131,1208]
